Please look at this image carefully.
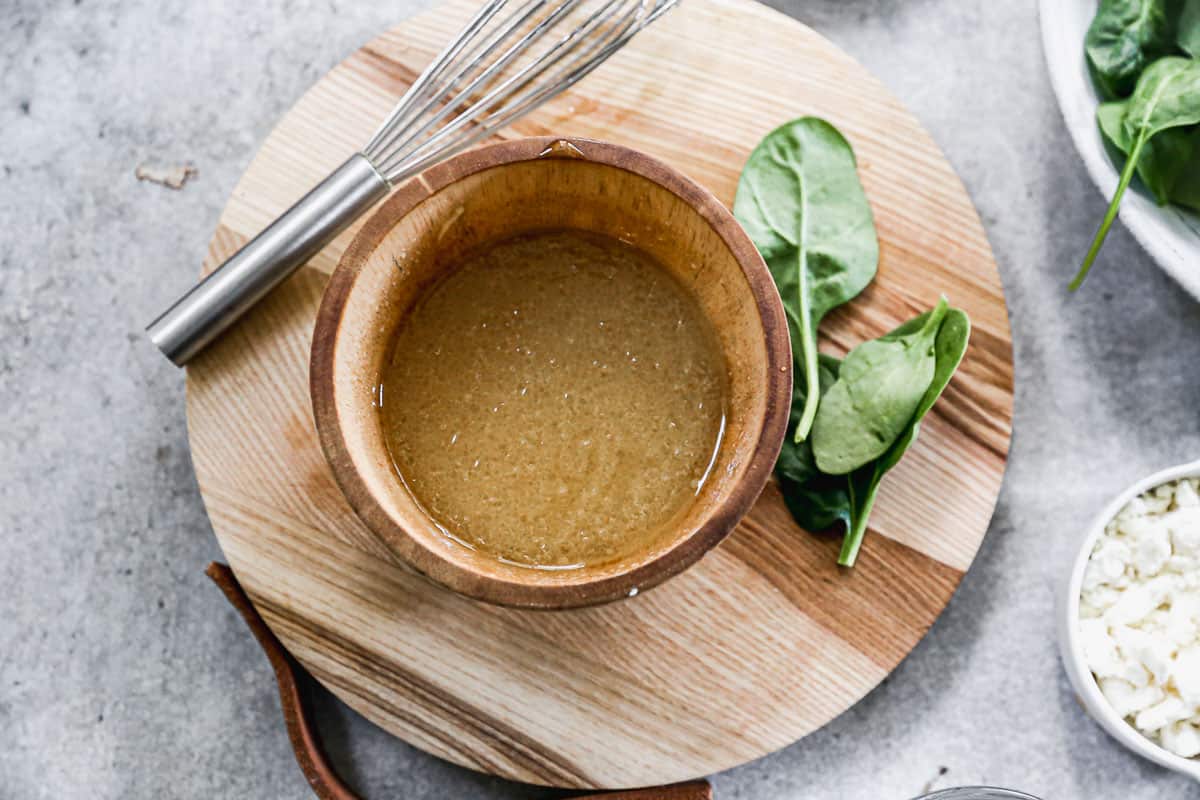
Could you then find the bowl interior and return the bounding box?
[1059,459,1200,779]
[316,141,786,606]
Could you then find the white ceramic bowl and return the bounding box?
[1039,0,1200,298]
[1059,459,1200,780]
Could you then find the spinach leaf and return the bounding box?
[1097,99,1200,207]
[1172,146,1200,210]
[1086,0,1180,98]
[875,307,971,475]
[780,472,851,533]
[810,297,948,475]
[776,354,841,486]
[838,305,970,567]
[775,354,850,532]
[1072,56,1200,289]
[734,117,878,443]
[1180,0,1200,56]
[772,301,970,567]
[842,466,881,567]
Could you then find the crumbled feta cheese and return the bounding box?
[1098,678,1164,717]
[1170,591,1200,625]
[1173,646,1200,708]
[1168,508,1200,556]
[1080,477,1200,759]
[1112,626,1174,684]
[1174,480,1199,508]
[1106,579,1169,626]
[1134,523,1172,577]
[1136,696,1191,732]
[1081,584,1122,618]
[1166,555,1199,576]
[1084,538,1131,589]
[1121,496,1149,519]
[1081,618,1122,677]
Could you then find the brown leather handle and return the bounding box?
[206,563,712,800]
[207,563,358,799]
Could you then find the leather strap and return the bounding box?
[206,562,712,800]
[207,562,357,799]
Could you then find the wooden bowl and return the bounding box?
[310,136,791,609]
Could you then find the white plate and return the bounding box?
[1039,0,1200,298]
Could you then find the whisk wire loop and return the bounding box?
[363,0,675,183]
[364,0,556,163]
[361,0,509,156]
[378,0,635,177]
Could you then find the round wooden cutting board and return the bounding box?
[186,0,1014,789]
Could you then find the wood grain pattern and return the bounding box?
[186,0,1014,788]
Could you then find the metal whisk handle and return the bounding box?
[147,155,389,366]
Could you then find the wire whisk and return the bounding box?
[147,0,678,366]
[367,0,676,181]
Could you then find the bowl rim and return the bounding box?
[1058,457,1200,780]
[910,789,1041,800]
[309,135,792,609]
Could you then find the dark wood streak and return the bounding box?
[937,323,1014,462]
[720,485,964,670]
[349,46,424,100]
[936,379,1012,463]
[254,597,596,788]
[963,319,1014,370]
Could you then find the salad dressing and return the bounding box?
[378,230,727,569]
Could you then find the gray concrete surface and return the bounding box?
[3,0,1200,797]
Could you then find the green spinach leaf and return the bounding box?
[875,307,971,475]
[734,117,878,443]
[1171,147,1200,210]
[1097,99,1200,208]
[1179,0,1200,56]
[775,354,850,532]
[837,305,970,567]
[778,478,849,534]
[810,298,948,475]
[1073,56,1200,289]
[776,354,840,486]
[1086,0,1180,98]
[772,301,970,567]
